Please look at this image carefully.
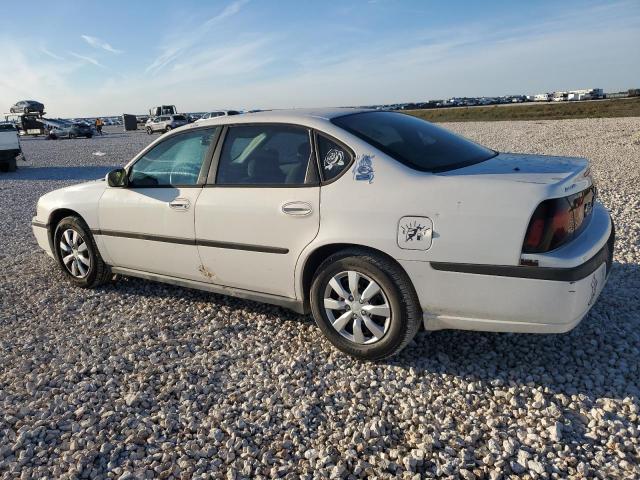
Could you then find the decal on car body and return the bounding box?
[397,216,433,250]
[353,154,375,183]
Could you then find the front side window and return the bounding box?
[332,111,497,172]
[216,125,313,186]
[129,128,218,186]
[316,135,353,181]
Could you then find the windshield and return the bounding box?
[332,111,497,172]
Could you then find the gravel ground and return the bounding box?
[1,119,638,479]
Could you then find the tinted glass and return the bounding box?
[216,125,312,185]
[317,135,352,181]
[0,124,16,131]
[129,128,218,186]
[173,115,186,121]
[332,111,496,172]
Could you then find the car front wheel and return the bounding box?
[146,127,153,135]
[310,249,421,360]
[54,216,111,288]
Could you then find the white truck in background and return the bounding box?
[0,122,22,172]
[149,105,177,117]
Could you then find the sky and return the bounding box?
[0,0,638,117]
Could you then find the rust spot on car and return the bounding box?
[198,265,215,279]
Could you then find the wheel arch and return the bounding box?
[298,242,417,313]
[47,208,87,258]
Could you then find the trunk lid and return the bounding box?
[438,152,590,193]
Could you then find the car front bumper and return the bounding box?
[32,218,54,258]
[400,206,614,333]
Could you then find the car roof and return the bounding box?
[193,107,373,128]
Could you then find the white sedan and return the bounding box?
[32,109,614,359]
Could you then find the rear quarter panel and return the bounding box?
[295,128,551,299]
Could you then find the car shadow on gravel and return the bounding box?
[385,260,639,450]
[104,261,639,404]
[106,276,308,324]
[0,166,114,181]
[390,262,639,394]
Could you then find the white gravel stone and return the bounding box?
[1,120,639,478]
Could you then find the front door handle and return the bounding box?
[169,198,191,210]
[282,201,313,216]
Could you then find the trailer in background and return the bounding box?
[4,112,46,136]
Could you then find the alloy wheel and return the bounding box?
[323,270,391,345]
[59,229,91,278]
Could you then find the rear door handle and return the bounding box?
[169,198,191,210]
[282,201,313,216]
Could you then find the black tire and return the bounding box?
[86,134,93,138]
[310,248,421,360]
[146,127,153,135]
[165,126,172,132]
[53,216,111,288]
[68,133,76,140]
[23,107,29,114]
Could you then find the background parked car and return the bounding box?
[194,110,240,123]
[10,100,45,114]
[0,122,22,172]
[145,114,189,134]
[48,122,94,139]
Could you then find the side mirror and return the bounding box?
[107,168,129,187]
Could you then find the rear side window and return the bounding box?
[216,125,313,186]
[332,111,496,172]
[0,124,16,131]
[317,135,352,181]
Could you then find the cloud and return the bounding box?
[41,47,64,61]
[81,34,122,54]
[69,51,105,68]
[204,0,249,26]
[146,0,249,73]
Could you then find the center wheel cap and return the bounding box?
[351,301,362,314]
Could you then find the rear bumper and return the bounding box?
[401,210,614,333]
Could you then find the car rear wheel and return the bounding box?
[165,126,172,132]
[310,248,422,360]
[54,216,111,288]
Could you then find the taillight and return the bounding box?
[523,204,547,251]
[522,187,595,254]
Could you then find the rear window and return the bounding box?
[332,111,496,172]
